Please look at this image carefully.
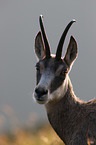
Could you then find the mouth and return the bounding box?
[33,92,48,104]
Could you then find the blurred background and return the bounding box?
[0,0,96,133]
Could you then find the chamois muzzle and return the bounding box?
[34,87,48,104]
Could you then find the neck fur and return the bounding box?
[45,76,83,114]
[45,76,84,144]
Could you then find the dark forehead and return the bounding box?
[37,56,68,69]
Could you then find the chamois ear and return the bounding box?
[34,31,45,60]
[64,36,78,67]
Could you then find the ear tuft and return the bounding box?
[64,35,78,67]
[34,31,45,60]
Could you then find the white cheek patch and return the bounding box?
[48,76,69,102]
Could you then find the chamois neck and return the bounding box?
[45,76,83,114]
[45,77,84,144]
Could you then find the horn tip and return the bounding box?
[72,19,76,22]
[40,15,43,19]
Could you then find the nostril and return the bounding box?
[35,88,48,97]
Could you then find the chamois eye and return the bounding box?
[61,70,67,76]
[62,70,65,75]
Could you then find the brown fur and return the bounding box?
[45,77,96,145]
[34,17,96,145]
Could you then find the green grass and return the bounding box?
[0,124,64,145]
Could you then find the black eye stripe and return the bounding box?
[50,76,64,93]
[62,69,68,73]
[58,68,68,76]
[61,70,65,75]
[62,67,68,73]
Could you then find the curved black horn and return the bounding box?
[56,20,76,60]
[39,15,51,58]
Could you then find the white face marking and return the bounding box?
[34,58,69,104]
[33,68,54,104]
[37,69,54,90]
[47,75,69,103]
[34,55,70,105]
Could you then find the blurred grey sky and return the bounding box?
[0,0,96,131]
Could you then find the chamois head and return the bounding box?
[33,15,78,104]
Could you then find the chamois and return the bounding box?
[33,15,96,145]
